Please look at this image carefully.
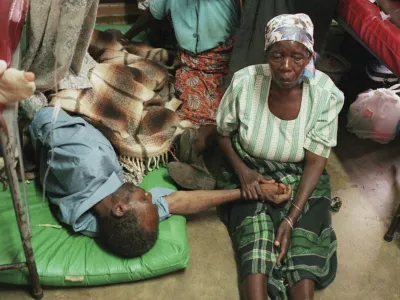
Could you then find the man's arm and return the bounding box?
[166,189,241,215]
[123,9,155,41]
[166,183,290,215]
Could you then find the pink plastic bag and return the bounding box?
[347,84,400,144]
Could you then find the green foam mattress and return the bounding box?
[0,168,189,286]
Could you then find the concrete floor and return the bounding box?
[1,127,400,300]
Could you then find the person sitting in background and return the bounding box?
[30,107,291,258]
[123,0,239,164]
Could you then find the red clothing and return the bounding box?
[175,38,234,125]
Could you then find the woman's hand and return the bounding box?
[274,219,293,264]
[237,166,270,201]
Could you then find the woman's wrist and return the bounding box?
[283,216,294,229]
[287,208,301,223]
[233,161,249,176]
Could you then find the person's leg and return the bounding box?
[192,124,218,155]
[289,279,315,300]
[179,124,218,163]
[241,274,268,300]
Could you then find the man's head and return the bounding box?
[98,183,160,258]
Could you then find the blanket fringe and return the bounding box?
[119,151,171,185]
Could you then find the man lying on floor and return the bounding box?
[29,107,292,258]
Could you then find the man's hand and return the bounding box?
[260,182,292,205]
[274,220,293,264]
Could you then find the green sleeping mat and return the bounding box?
[0,168,189,286]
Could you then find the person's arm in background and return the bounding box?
[377,0,400,27]
[123,8,155,41]
[166,182,292,215]
[123,0,170,41]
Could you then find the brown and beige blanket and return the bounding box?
[49,30,192,184]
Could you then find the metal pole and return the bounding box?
[0,124,43,299]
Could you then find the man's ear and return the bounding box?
[112,202,127,217]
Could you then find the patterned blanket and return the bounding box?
[49,30,189,184]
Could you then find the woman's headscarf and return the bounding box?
[264,14,316,81]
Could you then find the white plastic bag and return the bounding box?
[347,84,400,144]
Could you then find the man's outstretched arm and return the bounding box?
[166,183,292,215]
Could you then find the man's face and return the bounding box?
[112,183,159,231]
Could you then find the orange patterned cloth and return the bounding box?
[175,38,234,125]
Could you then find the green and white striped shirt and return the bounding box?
[216,64,344,162]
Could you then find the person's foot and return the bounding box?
[167,160,216,190]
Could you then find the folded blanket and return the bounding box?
[49,31,190,184]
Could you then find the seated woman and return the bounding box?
[216,14,344,300]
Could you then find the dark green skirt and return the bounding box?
[217,137,337,300]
